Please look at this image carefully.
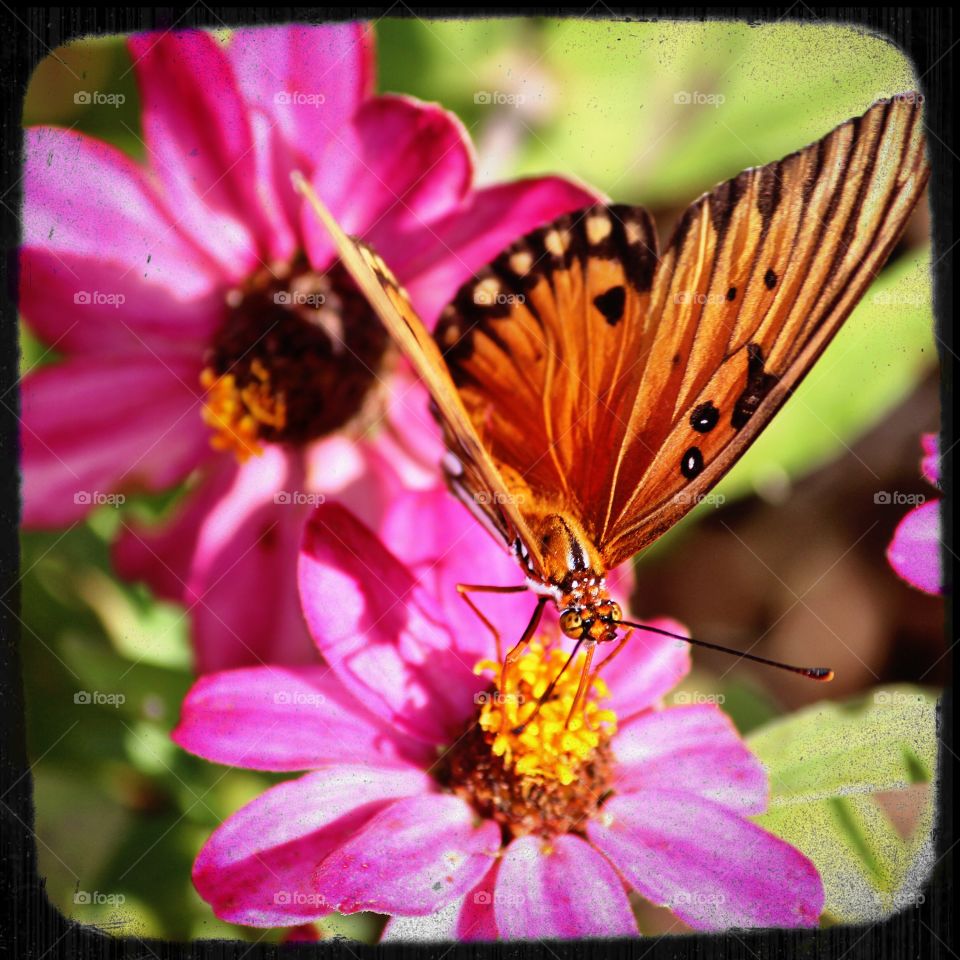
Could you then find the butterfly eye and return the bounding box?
[559,610,584,637]
[609,602,622,623]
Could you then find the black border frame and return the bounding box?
[1,6,955,958]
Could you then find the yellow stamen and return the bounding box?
[200,360,287,462]
[475,640,617,784]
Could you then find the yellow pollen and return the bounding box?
[475,640,617,786]
[200,358,287,462]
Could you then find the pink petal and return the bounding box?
[313,794,500,916]
[173,665,430,771]
[228,23,373,152]
[589,790,824,930]
[886,500,942,596]
[379,487,534,664]
[395,175,601,324]
[193,765,430,926]
[20,354,209,529]
[302,95,474,268]
[494,834,637,940]
[593,618,692,721]
[612,705,768,814]
[921,432,940,486]
[115,437,406,672]
[227,23,374,254]
[128,30,273,277]
[299,504,487,743]
[21,127,223,354]
[117,446,315,672]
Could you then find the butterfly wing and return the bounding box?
[599,95,929,566]
[433,97,928,570]
[434,202,660,531]
[293,175,546,573]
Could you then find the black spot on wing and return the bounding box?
[593,286,627,326]
[731,343,780,430]
[764,268,778,289]
[680,446,704,479]
[690,401,720,433]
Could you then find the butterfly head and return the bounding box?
[559,599,622,644]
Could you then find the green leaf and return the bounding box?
[747,684,937,805]
[754,791,934,923]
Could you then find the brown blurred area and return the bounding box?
[632,373,943,711]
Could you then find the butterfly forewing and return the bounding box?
[292,175,547,572]
[435,204,659,538]
[601,96,928,565]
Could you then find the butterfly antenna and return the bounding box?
[619,620,834,681]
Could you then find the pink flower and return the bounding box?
[886,434,942,595]
[173,490,824,939]
[20,23,597,672]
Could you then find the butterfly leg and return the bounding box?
[500,596,549,732]
[455,583,529,663]
[564,640,597,730]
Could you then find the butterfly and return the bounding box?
[295,94,929,724]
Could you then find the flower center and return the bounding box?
[439,640,617,838]
[201,257,392,460]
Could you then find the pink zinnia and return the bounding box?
[173,490,824,939]
[20,23,595,671]
[886,433,943,595]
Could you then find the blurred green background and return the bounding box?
[19,18,940,942]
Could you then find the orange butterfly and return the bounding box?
[295,95,929,723]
